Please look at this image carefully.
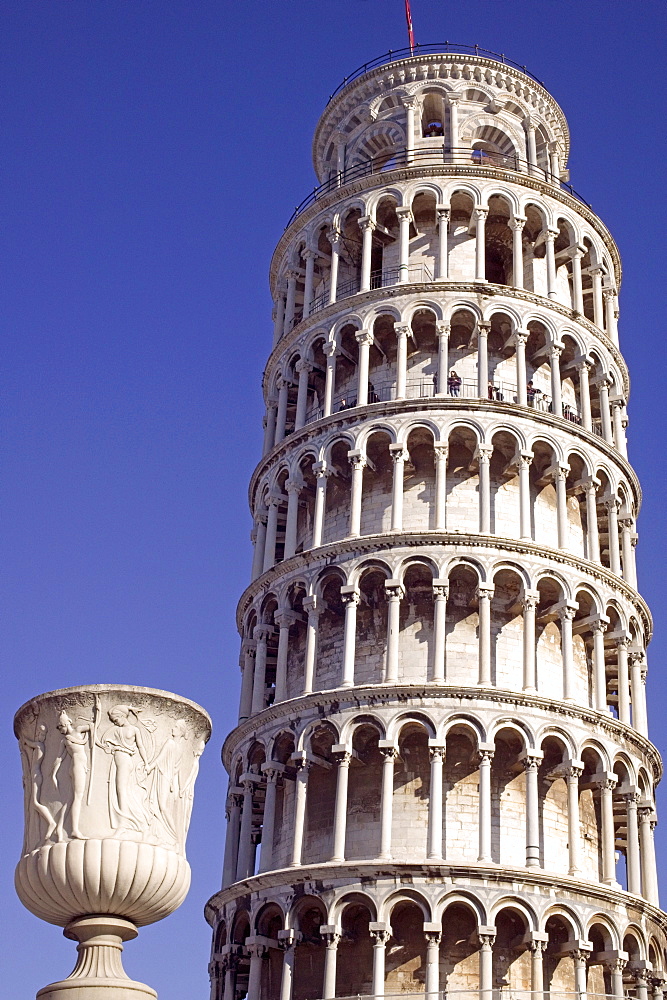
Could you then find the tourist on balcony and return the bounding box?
[448,370,462,396]
[527,381,540,407]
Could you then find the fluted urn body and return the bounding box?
[15,684,211,999]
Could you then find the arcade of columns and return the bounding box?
[207,50,666,1000]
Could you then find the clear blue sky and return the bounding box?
[2,2,666,997]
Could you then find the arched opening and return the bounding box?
[386,900,428,993]
[490,431,522,537]
[445,564,481,686]
[399,562,435,681]
[421,92,445,137]
[346,722,384,860]
[538,736,570,873]
[392,723,431,859]
[404,427,436,530]
[316,571,345,691]
[409,192,438,282]
[490,568,523,689]
[304,724,337,864]
[439,901,480,990]
[535,576,566,699]
[323,439,352,545]
[292,898,327,1000]
[446,426,479,533]
[356,566,390,684]
[333,322,360,411]
[443,726,479,861]
[485,194,513,286]
[336,901,374,995]
[360,431,393,535]
[408,308,438,396]
[544,914,577,993]
[448,191,475,282]
[492,729,528,867]
[580,748,605,882]
[270,732,296,870]
[493,906,531,989]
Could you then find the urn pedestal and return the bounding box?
[14,685,211,1000]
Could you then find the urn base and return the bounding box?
[35,917,157,1000]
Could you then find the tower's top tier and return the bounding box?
[312,47,570,185]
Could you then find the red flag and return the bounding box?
[404,0,415,53]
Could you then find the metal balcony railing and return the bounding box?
[309,265,433,317]
[285,147,590,229]
[326,42,548,102]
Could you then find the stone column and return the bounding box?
[478,748,494,862]
[527,933,549,997]
[474,207,488,281]
[424,925,442,1000]
[591,619,608,711]
[616,635,631,724]
[320,927,340,1000]
[434,443,448,529]
[590,267,604,328]
[236,776,256,880]
[605,956,627,999]
[612,398,628,458]
[239,640,256,722]
[523,751,543,867]
[620,517,637,588]
[341,586,360,687]
[629,650,648,736]
[597,773,618,885]
[525,119,538,172]
[274,610,296,703]
[571,944,591,1000]
[323,342,337,416]
[515,330,529,404]
[331,747,352,862]
[550,342,563,416]
[521,590,539,691]
[311,462,329,548]
[427,745,445,859]
[635,969,651,1000]
[604,495,621,574]
[274,378,290,444]
[397,206,412,283]
[478,927,496,1000]
[571,246,585,314]
[403,97,416,162]
[555,464,569,549]
[477,444,493,534]
[625,790,641,894]
[477,583,494,686]
[272,293,285,348]
[448,94,461,154]
[638,804,659,905]
[548,140,561,180]
[278,930,300,1000]
[577,359,592,429]
[259,765,282,873]
[545,229,558,298]
[583,479,600,561]
[347,450,366,537]
[283,479,303,560]
[301,249,316,319]
[251,625,271,715]
[222,791,242,888]
[283,270,298,335]
[597,378,614,443]
[294,359,313,430]
[378,745,398,859]
[302,596,320,695]
[436,322,450,393]
[222,953,237,1000]
[355,329,373,406]
[560,603,577,701]
[394,323,409,398]
[604,286,619,343]
[370,924,391,999]
[566,761,584,875]
[290,754,310,866]
[519,451,532,538]
[384,580,404,682]
[510,216,526,288]
[246,940,266,1000]
[358,217,374,292]
[262,494,282,572]
[390,444,406,531]
[436,207,449,279]
[477,322,490,397]
[251,510,268,581]
[432,580,448,683]
[262,401,278,456]
[327,231,340,305]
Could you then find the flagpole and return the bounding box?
[404,0,415,54]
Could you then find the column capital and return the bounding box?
[559,603,578,622]
[519,450,533,468]
[433,442,449,458]
[423,926,442,945]
[436,205,450,221]
[593,771,618,792]
[590,617,609,636]
[603,494,620,513]
[475,443,493,464]
[277,928,302,948]
[477,745,495,765]
[347,448,368,471]
[477,319,491,334]
[242,637,257,656]
[326,228,341,248]
[303,595,321,616]
[510,215,527,231]
[369,922,392,944]
[549,340,564,359]
[389,443,408,463]
[432,578,449,600]
[245,939,268,959]
[340,584,360,604]
[253,623,275,642]
[565,758,585,779]
[384,578,405,600]
[274,609,298,630]
[394,322,411,337]
[285,477,304,495]
[473,205,488,221]
[290,751,311,773]
[477,583,495,600]
[395,205,413,221]
[521,750,544,770]
[285,268,300,282]
[544,228,559,242]
[267,491,286,508]
[312,460,331,479]
[524,930,550,952]
[436,320,450,337]
[477,926,496,946]
[318,925,340,947]
[331,747,353,766]
[357,215,375,232]
[355,328,374,347]
[401,95,418,110]
[323,340,338,357]
[261,761,285,782]
[514,328,530,345]
[521,589,540,611]
[378,740,399,761]
[295,358,313,374]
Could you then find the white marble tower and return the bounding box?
[206,45,666,1000]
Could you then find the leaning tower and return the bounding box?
[207,45,666,1000]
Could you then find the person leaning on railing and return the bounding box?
[448,369,462,396]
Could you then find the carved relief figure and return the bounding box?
[53,711,94,840]
[98,705,152,836]
[20,723,57,852]
[146,719,188,847]
[181,738,205,842]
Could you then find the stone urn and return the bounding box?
[14,684,211,1000]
